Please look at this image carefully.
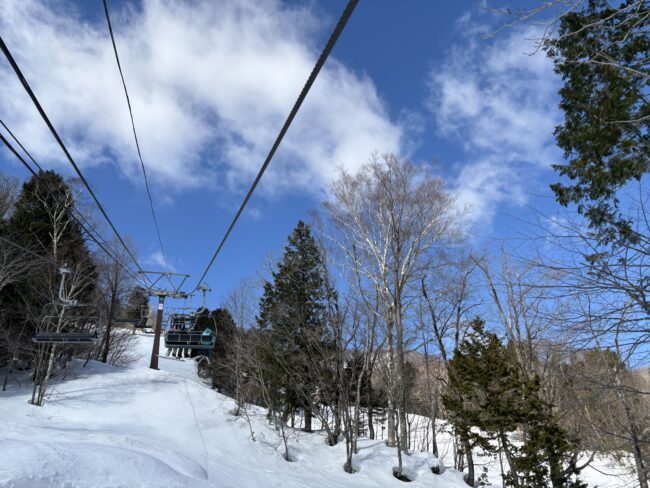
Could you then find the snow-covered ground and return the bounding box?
[0,335,636,487]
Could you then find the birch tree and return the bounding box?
[324,153,461,478]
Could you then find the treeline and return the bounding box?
[208,153,649,487]
[0,171,144,404]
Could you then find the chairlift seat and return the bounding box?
[132,319,150,329]
[34,315,99,345]
[164,330,215,350]
[32,331,98,345]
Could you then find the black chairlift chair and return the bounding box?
[164,312,215,352]
[113,295,151,329]
[32,317,98,345]
[131,305,152,332]
[32,267,99,346]
[164,328,215,352]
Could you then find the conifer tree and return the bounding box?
[444,318,586,487]
[545,0,650,244]
[0,171,96,347]
[124,287,148,322]
[7,171,91,267]
[257,221,328,432]
[211,307,237,393]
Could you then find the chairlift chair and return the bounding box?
[114,303,151,332]
[32,314,98,345]
[31,267,99,346]
[164,311,215,353]
[164,328,215,351]
[132,305,151,330]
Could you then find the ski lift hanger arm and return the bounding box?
[139,271,190,295]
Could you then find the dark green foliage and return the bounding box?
[193,307,214,333]
[256,221,329,422]
[443,319,523,454]
[0,171,96,359]
[517,421,587,488]
[211,307,238,392]
[545,0,650,243]
[8,171,91,265]
[444,319,586,487]
[124,287,148,322]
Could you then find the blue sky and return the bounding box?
[0,0,565,309]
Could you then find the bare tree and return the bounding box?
[324,153,461,478]
[27,179,96,406]
[95,236,137,364]
[420,253,480,482]
[0,173,19,220]
[535,202,650,487]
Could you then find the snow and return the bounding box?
[0,335,635,487]
[0,335,465,488]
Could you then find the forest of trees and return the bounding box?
[204,149,648,486]
[205,4,650,485]
[0,1,648,487]
[0,170,144,404]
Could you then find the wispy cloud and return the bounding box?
[0,0,402,197]
[428,12,561,224]
[145,250,176,272]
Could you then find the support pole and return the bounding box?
[149,294,165,370]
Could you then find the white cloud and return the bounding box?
[145,250,176,272]
[428,17,561,224]
[0,0,402,197]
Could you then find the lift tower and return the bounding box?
[139,271,189,370]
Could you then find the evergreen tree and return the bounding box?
[211,307,237,393]
[7,171,91,266]
[124,286,148,322]
[0,171,95,348]
[545,0,650,243]
[257,221,328,432]
[444,319,586,487]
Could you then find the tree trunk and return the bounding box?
[394,292,408,453]
[431,414,439,458]
[386,314,396,448]
[499,431,519,487]
[2,357,14,392]
[304,407,312,432]
[37,343,58,406]
[462,435,474,487]
[333,399,342,442]
[394,415,404,479]
[101,287,118,363]
[344,407,355,473]
[387,400,396,447]
[614,365,649,488]
[281,404,291,425]
[368,390,375,440]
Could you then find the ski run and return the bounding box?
[0,334,634,488]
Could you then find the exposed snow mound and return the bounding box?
[0,335,467,488]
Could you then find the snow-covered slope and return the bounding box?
[0,335,635,487]
[0,335,467,488]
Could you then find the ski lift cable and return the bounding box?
[0,132,146,288]
[0,131,148,289]
[0,123,126,269]
[102,0,171,273]
[0,234,99,290]
[0,120,44,172]
[0,119,112,256]
[191,0,359,293]
[0,234,65,270]
[0,36,153,288]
